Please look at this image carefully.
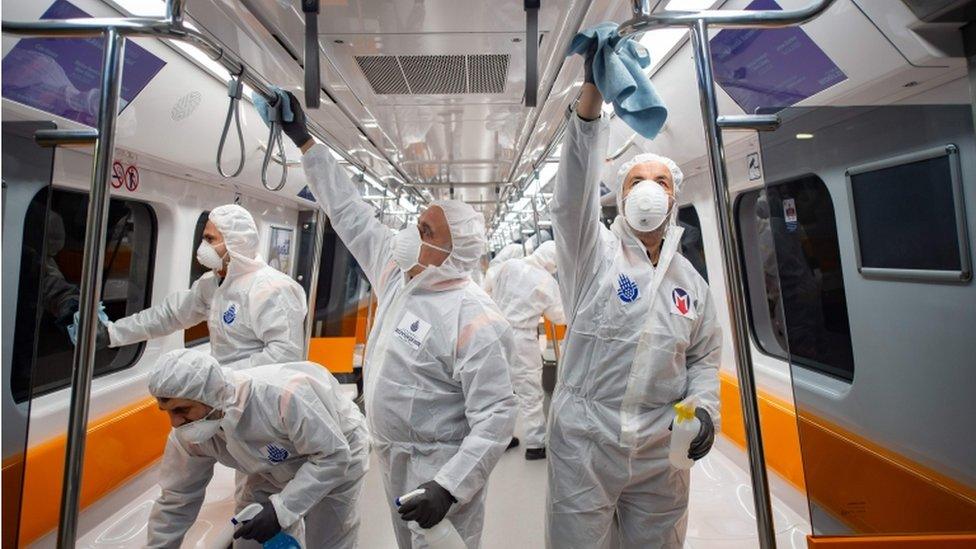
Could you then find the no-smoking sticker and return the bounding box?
[124,165,139,191]
[111,161,124,189]
[110,161,139,192]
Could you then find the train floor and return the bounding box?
[39,386,810,548]
[357,423,811,548]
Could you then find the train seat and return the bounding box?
[74,463,238,548]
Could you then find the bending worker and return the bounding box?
[546,52,722,548]
[265,91,516,548]
[145,349,368,548]
[489,240,565,460]
[91,204,307,369]
[482,242,524,295]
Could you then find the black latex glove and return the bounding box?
[280,91,313,149]
[583,40,597,84]
[94,319,110,350]
[55,298,79,328]
[688,407,715,461]
[398,480,456,529]
[233,501,282,543]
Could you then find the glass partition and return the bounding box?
[2,121,57,548]
[757,104,976,536]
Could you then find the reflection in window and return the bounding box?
[312,224,370,339]
[13,189,156,401]
[849,148,966,273]
[737,176,855,381]
[678,205,708,282]
[184,211,210,347]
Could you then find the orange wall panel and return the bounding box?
[17,398,171,545]
[807,534,976,548]
[308,337,356,374]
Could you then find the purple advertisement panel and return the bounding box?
[1,0,166,127]
[710,0,845,114]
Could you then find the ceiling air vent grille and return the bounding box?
[468,54,508,94]
[355,54,509,95]
[355,56,410,94]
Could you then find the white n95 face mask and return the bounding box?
[624,181,672,233]
[196,241,225,271]
[392,224,451,273]
[174,409,221,445]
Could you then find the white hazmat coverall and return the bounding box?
[482,243,524,295]
[547,115,722,548]
[490,241,565,449]
[107,205,307,369]
[302,144,517,549]
[146,350,369,548]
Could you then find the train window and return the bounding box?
[311,222,370,339]
[846,145,971,282]
[736,176,855,382]
[677,205,708,282]
[13,188,156,401]
[184,211,210,346]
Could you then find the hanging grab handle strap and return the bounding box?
[216,70,246,178]
[303,0,321,109]
[261,98,288,191]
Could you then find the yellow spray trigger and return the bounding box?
[673,402,695,423]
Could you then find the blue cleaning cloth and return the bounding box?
[67,302,109,345]
[252,86,295,127]
[568,22,668,139]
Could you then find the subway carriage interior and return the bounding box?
[2,0,975,547]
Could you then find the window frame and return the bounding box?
[184,211,211,348]
[677,204,709,282]
[845,144,971,283]
[15,187,158,401]
[735,176,856,383]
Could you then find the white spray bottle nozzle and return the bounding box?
[231,502,264,526]
[396,488,427,507]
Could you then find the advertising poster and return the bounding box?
[269,227,293,275]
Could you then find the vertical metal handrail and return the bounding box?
[688,18,775,549]
[302,209,326,358]
[56,28,126,548]
[610,2,837,548]
[0,1,397,543]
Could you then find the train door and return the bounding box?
[2,120,57,549]
[747,102,976,539]
[2,120,159,546]
[300,212,370,393]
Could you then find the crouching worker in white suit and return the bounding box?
[255,90,517,549]
[145,349,369,548]
[546,52,722,548]
[102,205,307,370]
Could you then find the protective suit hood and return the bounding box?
[490,243,524,267]
[209,204,264,275]
[524,240,557,274]
[611,152,684,215]
[414,199,486,290]
[46,214,66,257]
[148,349,236,410]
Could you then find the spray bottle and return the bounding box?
[395,489,466,549]
[668,401,700,470]
[212,503,301,549]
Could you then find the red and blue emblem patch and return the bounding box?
[671,287,692,317]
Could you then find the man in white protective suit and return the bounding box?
[145,349,368,548]
[489,240,565,460]
[98,204,307,369]
[482,242,524,295]
[545,55,722,548]
[265,91,517,549]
